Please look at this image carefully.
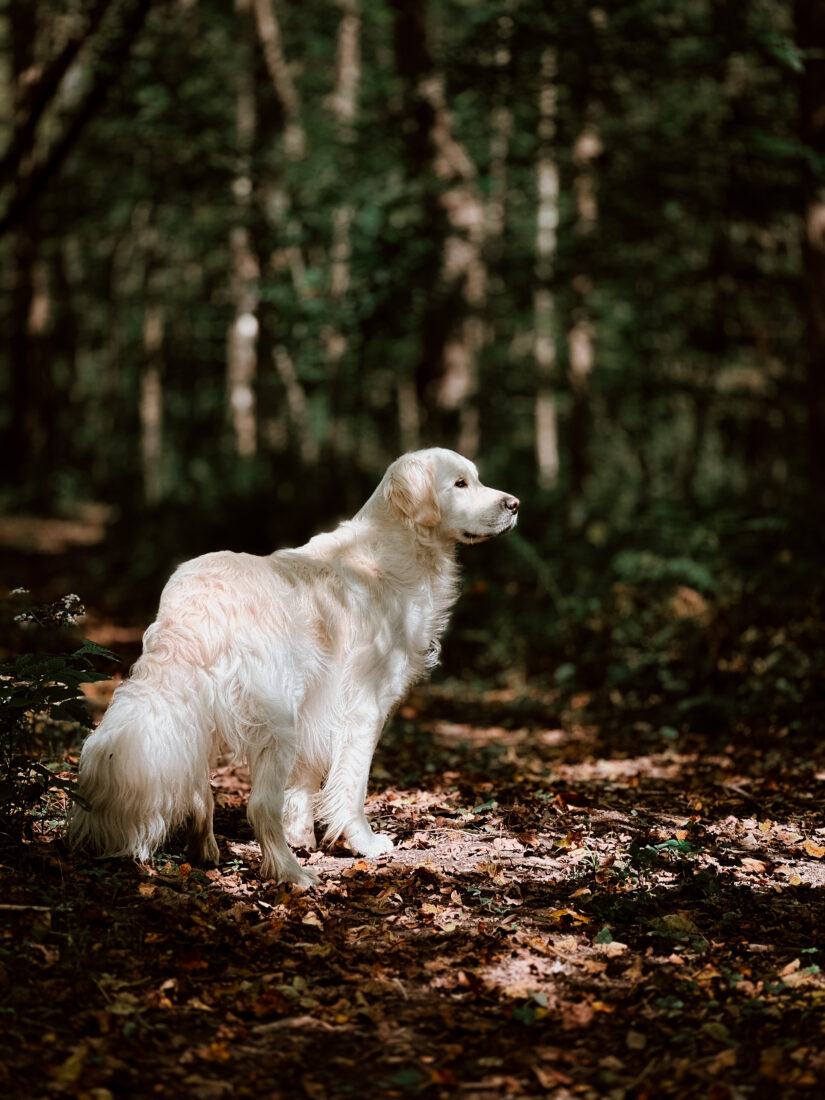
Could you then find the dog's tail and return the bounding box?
[69,665,210,860]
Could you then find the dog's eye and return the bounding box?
[454,478,468,489]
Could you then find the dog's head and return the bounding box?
[383,448,519,544]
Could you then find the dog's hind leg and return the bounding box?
[283,767,321,849]
[187,778,219,865]
[248,741,319,886]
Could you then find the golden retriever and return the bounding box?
[70,448,519,884]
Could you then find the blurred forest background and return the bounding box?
[4,8,825,1094]
[0,0,823,718]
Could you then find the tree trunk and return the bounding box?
[326,0,360,462]
[391,0,486,455]
[0,0,112,187]
[141,286,164,504]
[567,111,600,511]
[2,3,49,499]
[252,0,306,158]
[533,47,560,491]
[796,0,825,499]
[0,0,155,237]
[139,218,165,504]
[273,346,318,465]
[227,0,259,460]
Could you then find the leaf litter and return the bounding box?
[1,679,824,1098]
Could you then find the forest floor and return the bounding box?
[2,672,825,1100]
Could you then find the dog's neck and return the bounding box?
[359,492,457,561]
[301,495,457,609]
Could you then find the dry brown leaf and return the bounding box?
[533,1064,573,1088]
[597,940,628,957]
[561,1000,595,1029]
[741,857,768,874]
[580,959,607,974]
[708,1048,737,1075]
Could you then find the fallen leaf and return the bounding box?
[195,1041,231,1063]
[561,1000,595,1029]
[701,1021,731,1043]
[48,1043,88,1086]
[493,836,524,853]
[580,959,607,974]
[533,1064,573,1088]
[741,858,768,874]
[597,940,628,957]
[656,912,701,935]
[517,933,553,956]
[708,1048,737,1075]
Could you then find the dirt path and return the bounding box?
[2,682,825,1098]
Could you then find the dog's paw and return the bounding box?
[284,820,317,850]
[288,865,320,888]
[259,855,319,887]
[188,836,220,865]
[353,831,394,858]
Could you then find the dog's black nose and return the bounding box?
[503,496,519,514]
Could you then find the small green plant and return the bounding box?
[223,856,247,874]
[0,589,117,845]
[628,837,702,876]
[465,886,508,915]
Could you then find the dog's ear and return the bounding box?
[384,455,441,528]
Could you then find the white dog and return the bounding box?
[70,448,519,885]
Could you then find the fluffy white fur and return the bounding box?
[70,448,519,885]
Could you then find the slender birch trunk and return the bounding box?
[326,0,359,462]
[484,9,514,253]
[141,272,164,504]
[252,0,306,158]
[567,110,600,508]
[432,74,487,459]
[533,47,560,491]
[227,0,259,459]
[138,215,165,504]
[796,0,825,500]
[273,346,318,464]
[391,0,487,457]
[251,0,323,465]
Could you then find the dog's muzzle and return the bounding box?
[462,495,520,542]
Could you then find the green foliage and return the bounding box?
[611,550,716,594]
[0,591,117,844]
[0,1,821,743]
[0,0,814,519]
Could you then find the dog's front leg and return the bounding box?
[322,723,394,858]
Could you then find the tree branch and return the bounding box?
[251,0,305,158]
[0,0,157,237]
[0,0,114,187]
